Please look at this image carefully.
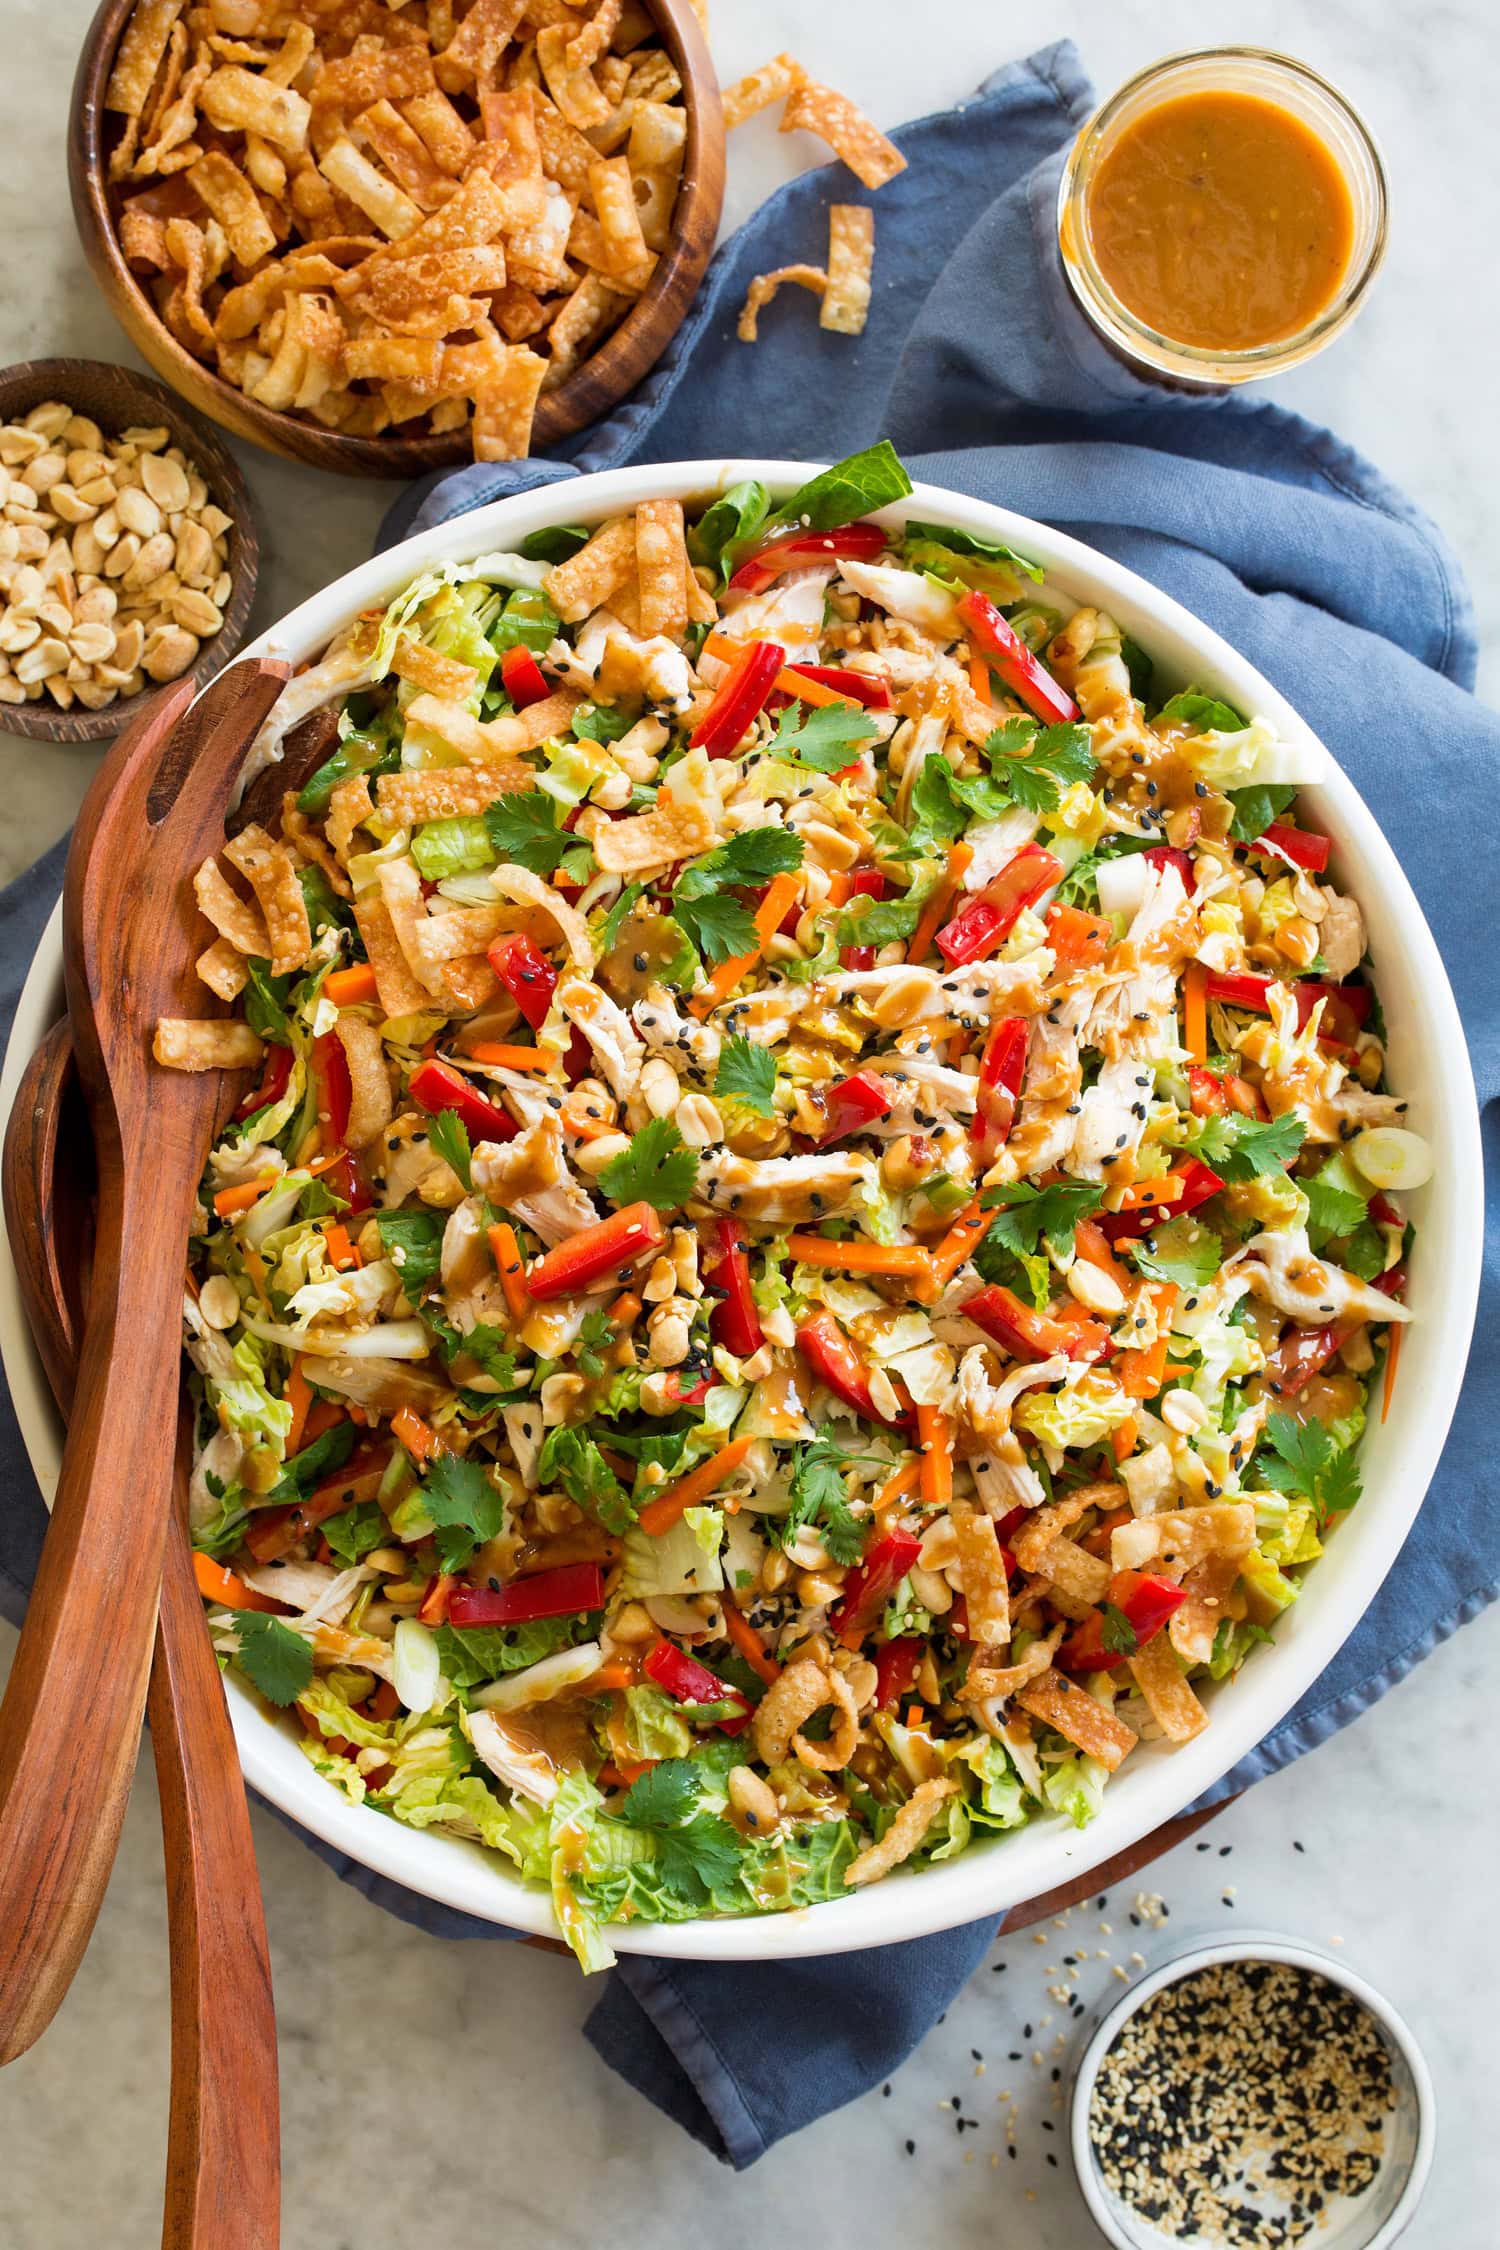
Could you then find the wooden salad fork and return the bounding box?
[0,658,287,2063]
[4,1021,280,2248]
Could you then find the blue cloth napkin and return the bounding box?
[2,39,1495,2169]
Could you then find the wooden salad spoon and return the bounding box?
[4,1021,279,2249]
[0,657,287,2062]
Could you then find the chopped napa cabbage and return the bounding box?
[619,1685,694,1763]
[547,1770,616,1972]
[956,1736,1030,1830]
[285,1257,399,1331]
[210,1333,294,1450]
[1175,712,1328,790]
[386,1770,548,1870]
[1016,1371,1134,1451]
[347,827,414,897]
[1240,1547,1301,1622]
[689,1385,746,1454]
[1040,1753,1108,1829]
[857,1171,903,1246]
[297,1678,400,1752]
[1044,782,1113,845]
[1170,1272,1264,1413]
[298,1737,366,1802]
[1259,1501,1323,1569]
[919,1791,972,1863]
[619,1505,725,1600]
[885,1336,955,1408]
[537,734,615,807]
[410,815,495,881]
[222,1062,304,1156]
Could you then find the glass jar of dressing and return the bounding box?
[1058,49,1388,387]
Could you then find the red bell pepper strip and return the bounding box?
[936,842,1062,966]
[830,1531,923,1649]
[1248,821,1331,873]
[1187,1065,1264,1120]
[704,1221,764,1359]
[817,1070,893,1144]
[643,1640,753,1735]
[487,931,558,1032]
[796,1311,913,1427]
[1204,971,1371,1049]
[526,1200,665,1300]
[311,1031,352,1146]
[691,639,784,755]
[963,1283,1107,1364]
[1143,844,1196,893]
[447,1562,605,1627]
[1097,1158,1225,1245]
[234,1043,293,1122]
[873,1635,924,1710]
[499,642,550,708]
[728,521,887,596]
[661,1368,717,1406]
[1264,1321,1346,1398]
[840,866,888,970]
[411,1055,518,1149]
[956,589,1079,724]
[316,1148,373,1215]
[971,1016,1029,1159]
[1057,1570,1188,1672]
[783,663,893,710]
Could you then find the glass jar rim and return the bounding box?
[1058,45,1390,378]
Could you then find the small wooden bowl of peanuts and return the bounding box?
[0,355,258,743]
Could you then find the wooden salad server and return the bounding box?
[0,657,287,2063]
[4,1021,280,2249]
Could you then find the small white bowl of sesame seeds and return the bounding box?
[1069,1935,1434,2250]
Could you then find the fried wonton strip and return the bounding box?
[319,138,424,240]
[959,1625,1062,1705]
[326,776,375,860]
[441,954,500,1012]
[188,148,277,266]
[535,23,612,130]
[354,893,431,1017]
[361,165,509,266]
[633,497,688,640]
[472,346,549,461]
[491,865,592,972]
[332,1015,394,1151]
[400,88,477,175]
[1040,1538,1111,1607]
[721,51,799,131]
[531,92,599,193]
[566,0,622,69]
[780,75,906,190]
[1015,1670,1138,1773]
[353,101,453,210]
[311,47,436,115]
[405,687,580,763]
[737,263,826,344]
[628,99,685,176]
[844,1779,957,1888]
[377,857,448,997]
[950,1496,1010,1648]
[1167,1551,1245,1667]
[280,791,352,900]
[583,789,715,876]
[546,273,628,382]
[107,0,185,176]
[154,1018,265,1071]
[1127,1631,1209,1743]
[822,203,874,335]
[375,764,532,825]
[1111,1504,1258,1575]
[541,513,636,621]
[223,823,313,974]
[199,65,311,156]
[196,937,250,1001]
[194,856,270,956]
[1010,1481,1118,1575]
[390,636,480,701]
[588,154,650,281]
[442,0,527,87]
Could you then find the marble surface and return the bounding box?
[2,0,1497,2241]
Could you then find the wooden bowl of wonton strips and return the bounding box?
[0,457,1480,1965]
[69,0,724,474]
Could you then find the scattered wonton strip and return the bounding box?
[1128,1631,1209,1743]
[737,263,828,345]
[154,1018,265,1071]
[822,204,874,334]
[722,52,800,132]
[780,75,907,190]
[223,823,313,975]
[844,1779,956,1887]
[1016,1670,1139,1772]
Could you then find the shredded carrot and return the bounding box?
[191,1552,284,1614]
[1380,1325,1403,1425]
[968,653,993,703]
[1183,960,1207,1062]
[922,1198,989,1299]
[723,1600,782,1686]
[915,1404,953,1509]
[1111,1415,1139,1465]
[417,1572,453,1626]
[212,1178,270,1219]
[785,1234,932,1282]
[323,962,380,1007]
[774,663,848,707]
[689,871,801,1019]
[597,1759,655,1789]
[487,1221,531,1325]
[701,629,743,666]
[904,1702,926,1729]
[1110,1173,1186,1214]
[907,840,973,963]
[301,1397,346,1449]
[875,1458,922,1510]
[636,1435,755,1538]
[324,1223,361,1272]
[392,1405,442,1462]
[588,1662,635,1693]
[1119,1284,1180,1400]
[1074,1219,1129,1291]
[241,1246,272,1311]
[563,1111,619,1142]
[284,1358,313,1454]
[606,1289,643,1341]
[367,1680,400,1723]
[464,1042,557,1072]
[826,868,852,908]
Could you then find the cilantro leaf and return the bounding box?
[420,1452,505,1571]
[323,1502,388,1567]
[483,792,587,877]
[768,699,880,772]
[572,702,637,745]
[1189,1111,1306,1184]
[907,754,969,850]
[620,1758,745,1905]
[1131,1217,1223,1291]
[598,1115,699,1211]
[715,1036,777,1117]
[1226,783,1298,844]
[537,1424,634,1534]
[834,893,921,950]
[423,1307,517,1388]
[375,1209,446,1295]
[782,1437,868,1567]
[1343,1222,1388,1281]
[599,880,646,952]
[1259,1410,1362,1527]
[233,1612,314,1708]
[241,959,296,1043]
[1099,1601,1139,1657]
[772,442,912,536]
[674,891,757,968]
[620,1759,699,1829]
[573,1307,617,1380]
[984,718,1097,814]
[1156,689,1248,733]
[1303,1164,1370,1244]
[425,1107,473,1191]
[676,827,804,897]
[979,1177,1104,1257]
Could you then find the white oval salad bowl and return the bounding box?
[0,460,1482,1961]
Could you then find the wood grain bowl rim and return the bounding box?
[67,0,726,479]
[0,355,259,744]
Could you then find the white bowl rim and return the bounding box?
[0,457,1482,1961]
[1068,1930,1437,2250]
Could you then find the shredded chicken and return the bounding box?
[1235,1228,1415,1328]
[472,1112,598,1246]
[695,1149,872,1224]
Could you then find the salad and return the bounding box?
[155,446,1422,1968]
